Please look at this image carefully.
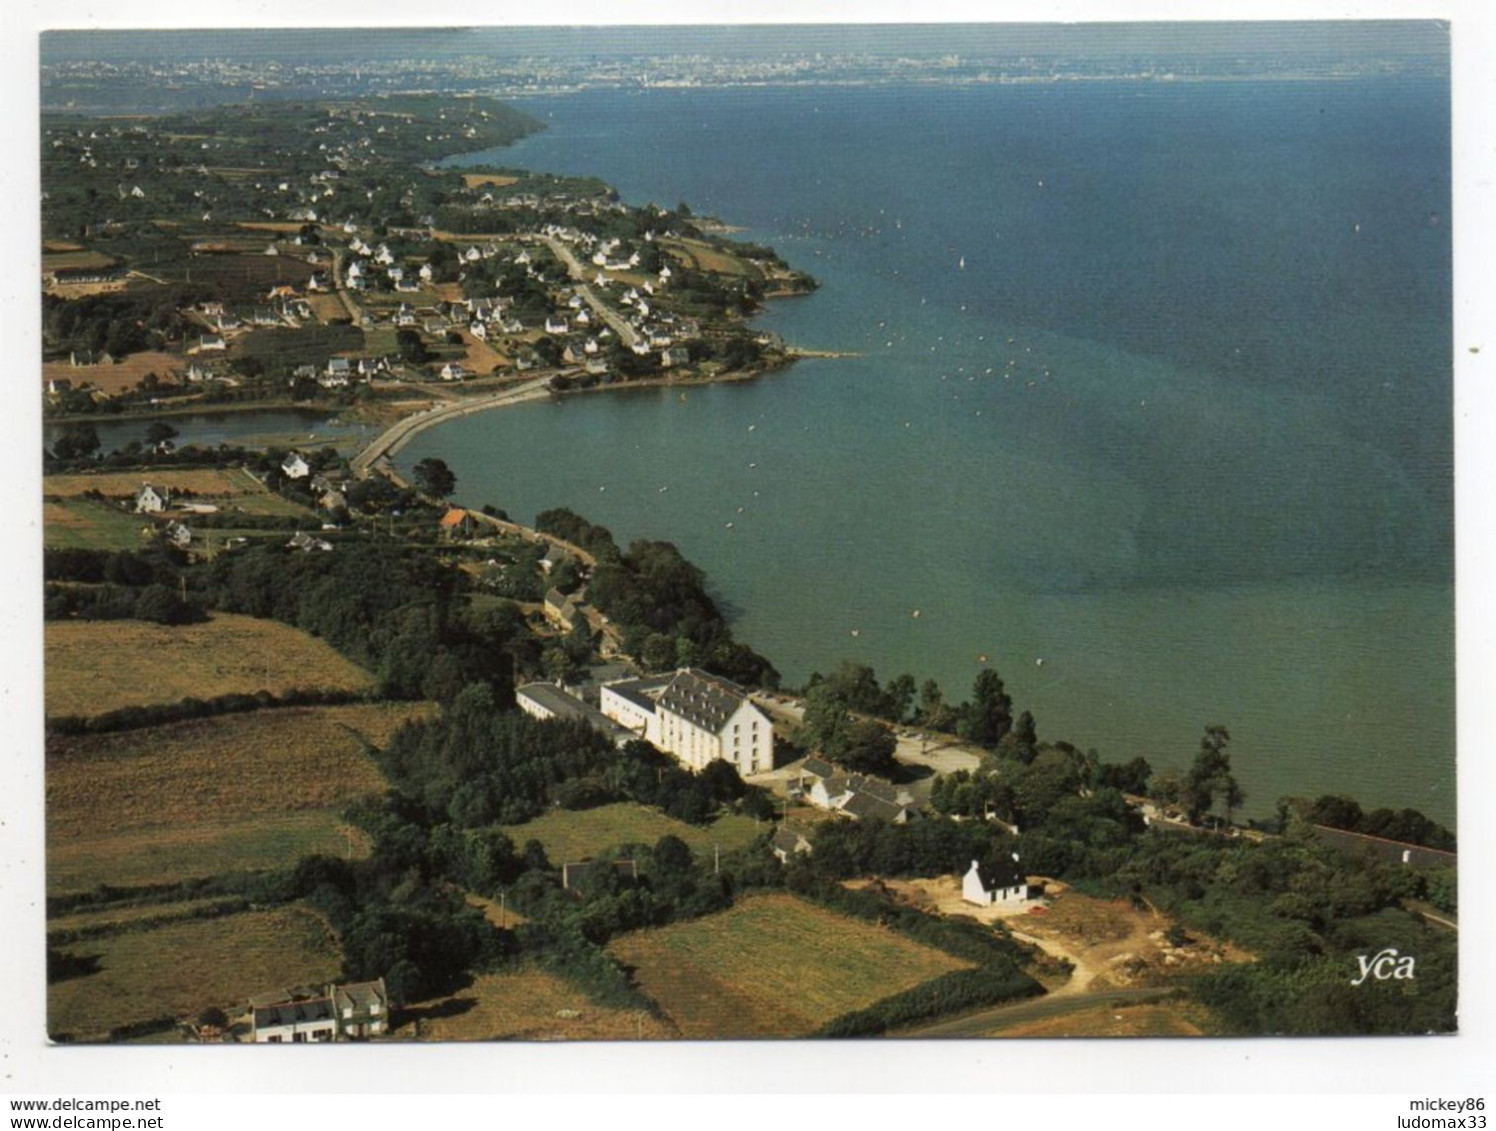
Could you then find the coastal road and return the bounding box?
[542,236,642,350]
[895,985,1171,1039]
[350,376,554,477]
[329,246,364,324]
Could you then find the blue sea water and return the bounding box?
[411,78,1454,824]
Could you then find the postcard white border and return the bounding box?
[3,0,1491,1106]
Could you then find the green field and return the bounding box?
[46,701,430,895]
[47,811,370,896]
[608,893,973,1038]
[48,903,341,1042]
[500,802,764,864]
[43,499,153,550]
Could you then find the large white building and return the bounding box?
[600,668,774,776]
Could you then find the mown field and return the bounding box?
[48,896,249,939]
[662,237,760,280]
[43,250,119,271]
[46,702,429,894]
[608,893,973,1038]
[460,173,520,189]
[42,499,152,551]
[500,802,764,865]
[395,965,674,1042]
[48,812,371,896]
[48,903,341,1042]
[45,466,266,500]
[43,351,184,396]
[44,613,376,718]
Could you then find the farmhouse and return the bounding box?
[281,452,311,480]
[133,484,169,514]
[543,588,582,631]
[287,531,334,553]
[599,668,773,776]
[438,507,478,538]
[331,979,390,1040]
[251,979,388,1042]
[250,993,337,1043]
[771,823,815,864]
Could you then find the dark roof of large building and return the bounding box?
[517,683,630,741]
[658,668,755,734]
[601,675,672,714]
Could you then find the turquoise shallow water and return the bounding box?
[409,79,1454,825]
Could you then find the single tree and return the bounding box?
[412,457,457,499]
[51,422,101,461]
[961,668,1013,747]
[144,420,179,446]
[1185,724,1243,827]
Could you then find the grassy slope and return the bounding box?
[47,903,341,1041]
[500,802,763,864]
[44,613,376,718]
[608,892,972,1038]
[46,702,431,895]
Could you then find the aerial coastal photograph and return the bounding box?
[30,19,1460,1047]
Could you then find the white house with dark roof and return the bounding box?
[331,979,389,1039]
[599,668,773,776]
[251,993,338,1043]
[962,856,1034,907]
[251,980,387,1042]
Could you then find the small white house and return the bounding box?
[251,996,337,1043]
[134,484,169,514]
[281,452,311,480]
[961,857,1032,907]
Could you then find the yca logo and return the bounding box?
[1351,948,1416,986]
